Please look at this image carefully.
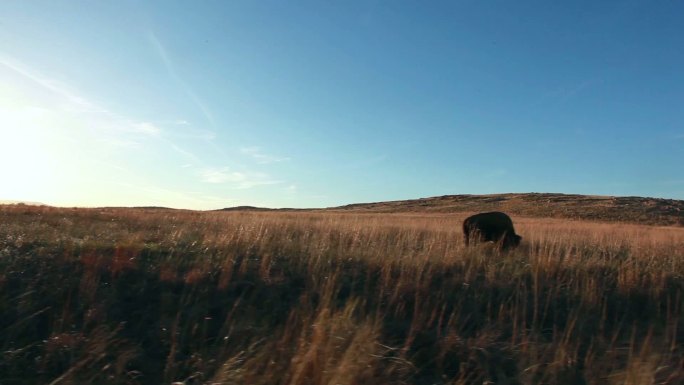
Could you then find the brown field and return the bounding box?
[329,193,684,227]
[1,204,683,384]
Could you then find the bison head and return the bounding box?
[504,234,522,249]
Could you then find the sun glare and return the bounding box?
[0,79,80,204]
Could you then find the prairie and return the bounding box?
[0,204,683,384]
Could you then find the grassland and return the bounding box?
[1,204,683,384]
[329,193,684,227]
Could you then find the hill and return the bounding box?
[329,193,684,226]
[0,200,46,206]
[1,199,683,384]
[217,205,281,212]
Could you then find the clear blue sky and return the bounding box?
[1,1,682,209]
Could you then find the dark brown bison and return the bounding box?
[463,212,522,249]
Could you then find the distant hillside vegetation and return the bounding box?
[0,200,45,206]
[217,206,287,212]
[330,193,684,226]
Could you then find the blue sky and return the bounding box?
[1,1,682,209]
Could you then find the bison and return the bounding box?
[463,211,522,250]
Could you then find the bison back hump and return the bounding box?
[463,211,514,231]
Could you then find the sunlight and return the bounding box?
[0,99,56,201]
[0,77,85,204]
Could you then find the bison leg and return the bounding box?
[465,229,482,246]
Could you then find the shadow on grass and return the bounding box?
[0,242,682,384]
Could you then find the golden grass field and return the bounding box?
[1,204,683,384]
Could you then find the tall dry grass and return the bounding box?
[0,205,682,384]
